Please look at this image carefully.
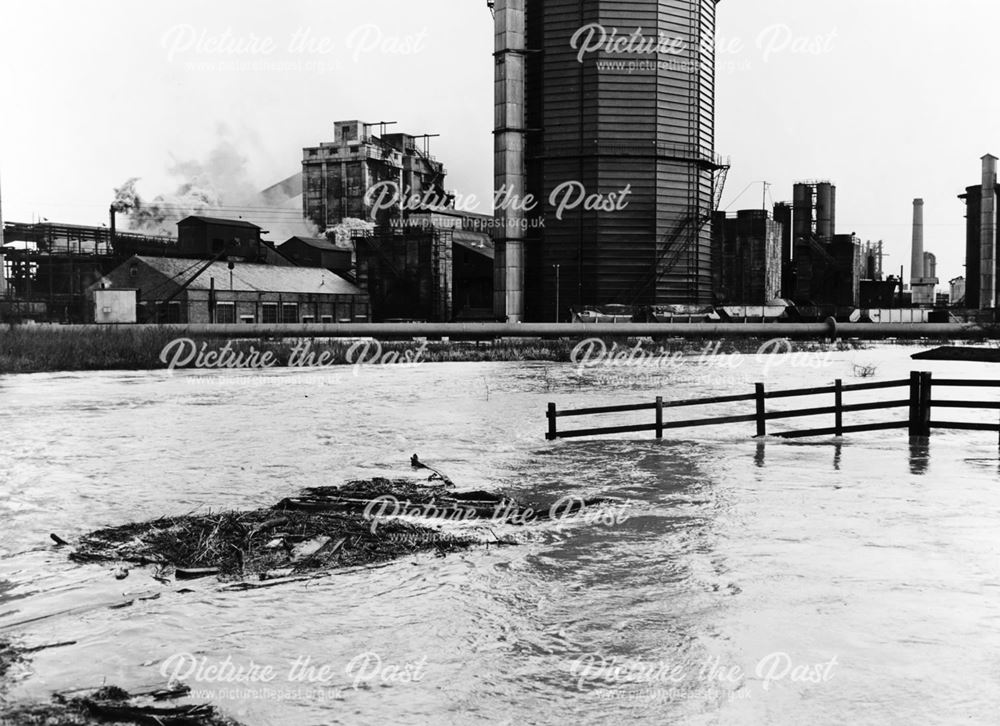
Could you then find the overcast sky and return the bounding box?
[2,0,997,283]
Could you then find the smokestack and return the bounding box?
[981,154,997,308]
[493,0,526,322]
[910,198,924,287]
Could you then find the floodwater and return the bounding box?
[1,342,999,725]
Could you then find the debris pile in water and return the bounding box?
[0,638,24,683]
[1,639,242,725]
[0,683,243,726]
[67,477,516,583]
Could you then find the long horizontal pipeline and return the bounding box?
[4,322,986,340]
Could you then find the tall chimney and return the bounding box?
[910,198,924,289]
[980,154,997,309]
[493,0,526,322]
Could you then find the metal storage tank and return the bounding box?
[494,0,721,322]
[792,183,811,240]
[815,182,836,242]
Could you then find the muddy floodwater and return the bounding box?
[2,344,999,725]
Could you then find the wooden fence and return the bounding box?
[545,371,1000,442]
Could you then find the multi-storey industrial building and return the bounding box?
[712,210,783,304]
[302,120,449,230]
[493,0,723,322]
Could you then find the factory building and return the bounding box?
[493,0,723,322]
[1,221,178,322]
[353,210,494,322]
[950,276,966,306]
[958,154,1000,309]
[781,181,865,307]
[1,216,296,322]
[793,181,837,244]
[278,236,353,274]
[858,241,897,308]
[302,120,449,230]
[711,210,783,304]
[0,186,6,300]
[829,234,863,308]
[90,255,368,324]
[177,216,265,260]
[789,181,836,302]
[772,201,793,295]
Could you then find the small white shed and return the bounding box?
[93,288,137,324]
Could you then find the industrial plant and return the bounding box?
[0,1,992,325]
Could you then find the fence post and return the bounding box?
[908,371,921,437]
[755,382,766,437]
[918,371,933,437]
[834,379,843,436]
[546,403,557,441]
[655,396,664,440]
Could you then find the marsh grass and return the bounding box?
[0,326,876,374]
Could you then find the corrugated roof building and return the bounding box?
[89,255,369,324]
[277,236,353,273]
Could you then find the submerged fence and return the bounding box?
[545,372,1000,442]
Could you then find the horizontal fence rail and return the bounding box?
[546,372,1000,443]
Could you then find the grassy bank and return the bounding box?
[0,325,880,374]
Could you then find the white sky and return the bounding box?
[1,0,997,283]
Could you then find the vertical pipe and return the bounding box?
[493,0,526,322]
[981,155,997,309]
[816,183,835,242]
[109,205,117,252]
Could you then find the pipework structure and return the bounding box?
[493,0,528,320]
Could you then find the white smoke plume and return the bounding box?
[325,218,374,249]
[111,177,219,235]
[112,133,315,241]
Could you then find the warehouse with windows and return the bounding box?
[89,255,369,324]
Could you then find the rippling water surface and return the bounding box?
[1,344,999,725]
